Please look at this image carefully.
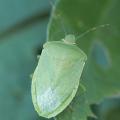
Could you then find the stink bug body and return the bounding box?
[31,34,87,118]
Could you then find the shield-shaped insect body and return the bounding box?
[31,34,87,118]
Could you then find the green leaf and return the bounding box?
[0,0,50,32]
[0,20,49,120]
[0,0,51,120]
[47,0,120,119]
[90,96,120,120]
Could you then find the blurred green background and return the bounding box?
[0,0,52,120]
[0,0,120,120]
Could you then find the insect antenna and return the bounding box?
[76,24,110,40]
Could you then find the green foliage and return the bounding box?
[0,0,120,119]
[47,0,120,120]
[0,21,49,120]
[90,96,120,120]
[0,0,52,120]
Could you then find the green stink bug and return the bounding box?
[31,34,87,118]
